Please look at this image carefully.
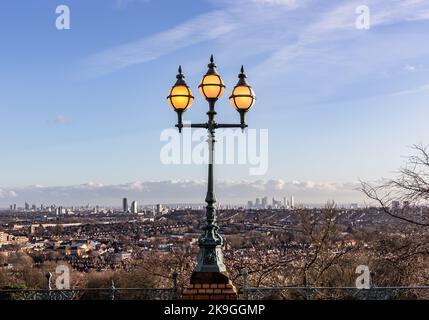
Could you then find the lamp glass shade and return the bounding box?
[229,85,255,111]
[167,85,194,111]
[199,74,225,99]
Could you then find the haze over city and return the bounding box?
[1,0,429,206]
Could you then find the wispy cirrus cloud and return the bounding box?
[84,10,239,77]
[83,0,429,106]
[114,0,150,9]
[252,0,429,76]
[391,83,429,96]
[250,0,297,6]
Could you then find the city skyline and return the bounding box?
[0,178,363,208]
[1,0,429,205]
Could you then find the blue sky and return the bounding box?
[0,0,429,206]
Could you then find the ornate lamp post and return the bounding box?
[167,55,256,285]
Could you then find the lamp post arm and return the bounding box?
[175,121,208,131]
[186,123,209,128]
[216,124,247,128]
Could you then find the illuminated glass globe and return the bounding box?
[167,66,194,111]
[229,66,256,111]
[198,55,225,100]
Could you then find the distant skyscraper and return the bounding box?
[262,197,268,208]
[247,201,253,209]
[255,198,261,207]
[131,201,138,214]
[290,196,295,209]
[25,202,30,211]
[122,198,129,213]
[157,204,163,216]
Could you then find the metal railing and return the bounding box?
[0,272,179,300]
[241,270,429,300]
[2,270,429,300]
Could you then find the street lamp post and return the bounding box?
[167,55,256,284]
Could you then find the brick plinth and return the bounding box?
[182,280,238,300]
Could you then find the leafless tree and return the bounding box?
[361,144,429,226]
[293,203,356,288]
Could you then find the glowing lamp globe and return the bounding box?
[167,66,194,111]
[229,66,256,111]
[198,55,225,100]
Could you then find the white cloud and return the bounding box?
[84,10,239,77]
[251,0,297,6]
[84,0,429,82]
[0,189,17,199]
[252,0,429,77]
[404,65,416,71]
[391,83,429,96]
[0,179,363,207]
[51,115,71,125]
[114,0,150,9]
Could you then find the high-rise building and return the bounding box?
[131,201,138,214]
[290,196,295,209]
[350,203,359,209]
[262,196,268,208]
[255,198,261,207]
[157,204,163,216]
[122,198,129,213]
[247,201,253,209]
[25,202,30,211]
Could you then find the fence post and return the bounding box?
[46,272,53,291]
[171,272,179,300]
[44,272,53,300]
[110,280,116,300]
[242,270,248,300]
[305,283,314,300]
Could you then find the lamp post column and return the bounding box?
[168,58,254,296]
[205,100,216,228]
[191,99,229,284]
